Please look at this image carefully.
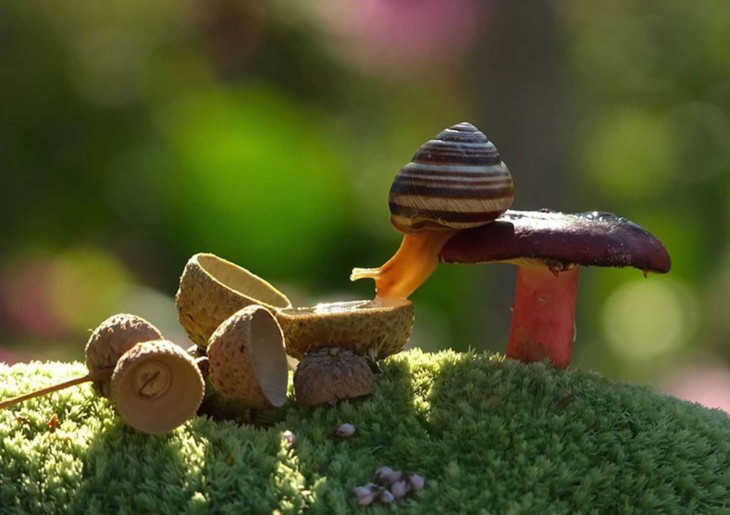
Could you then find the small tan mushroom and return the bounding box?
[293,347,375,406]
[206,305,289,410]
[276,299,414,360]
[176,253,291,347]
[111,339,205,434]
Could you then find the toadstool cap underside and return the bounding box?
[439,210,671,273]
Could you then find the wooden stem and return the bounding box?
[0,367,113,410]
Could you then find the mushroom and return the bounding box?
[351,122,514,301]
[439,209,671,368]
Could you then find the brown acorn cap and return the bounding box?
[440,210,671,273]
[176,253,292,347]
[85,313,164,398]
[293,347,375,406]
[276,299,414,360]
[207,305,289,410]
[110,339,205,435]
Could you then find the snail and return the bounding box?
[0,314,205,435]
[110,339,205,434]
[351,122,514,300]
[206,304,289,410]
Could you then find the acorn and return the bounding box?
[111,339,205,434]
[276,299,414,360]
[85,313,164,397]
[176,253,291,347]
[206,305,289,410]
[293,347,374,406]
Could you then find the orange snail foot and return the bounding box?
[350,230,457,301]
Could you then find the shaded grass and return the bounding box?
[1,350,728,513]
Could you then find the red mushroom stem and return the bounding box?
[506,265,579,369]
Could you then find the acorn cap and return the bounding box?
[440,210,671,273]
[176,253,292,346]
[207,305,289,410]
[110,339,205,434]
[293,347,375,406]
[275,299,414,360]
[85,313,164,398]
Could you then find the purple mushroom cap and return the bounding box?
[440,209,671,273]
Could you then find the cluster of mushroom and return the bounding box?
[351,122,671,368]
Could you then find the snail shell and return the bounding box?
[110,339,205,434]
[85,313,164,398]
[389,122,514,233]
[206,305,289,410]
[176,253,292,347]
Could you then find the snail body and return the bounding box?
[351,122,514,299]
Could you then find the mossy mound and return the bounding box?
[1,349,728,513]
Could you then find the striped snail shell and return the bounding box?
[388,122,514,233]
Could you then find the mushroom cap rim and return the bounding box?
[439,209,671,273]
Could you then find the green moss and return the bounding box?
[1,350,728,513]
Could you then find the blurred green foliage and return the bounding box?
[1,1,728,398]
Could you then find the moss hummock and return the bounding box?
[1,350,729,513]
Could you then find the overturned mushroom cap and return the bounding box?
[276,299,414,360]
[293,347,375,406]
[207,305,289,410]
[176,253,292,346]
[85,314,164,398]
[440,210,671,272]
[110,339,205,434]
